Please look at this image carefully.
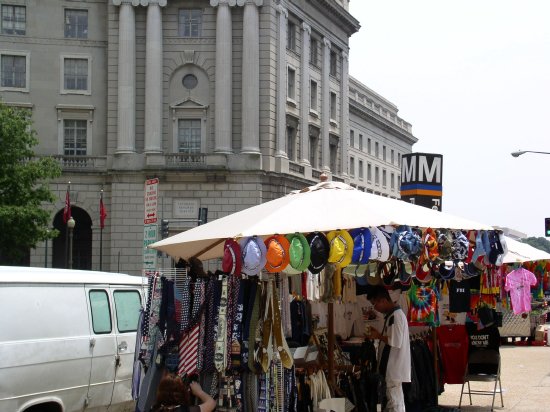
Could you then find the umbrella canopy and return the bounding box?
[502,236,550,263]
[150,181,493,261]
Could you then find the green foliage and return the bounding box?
[520,237,550,254]
[0,103,61,265]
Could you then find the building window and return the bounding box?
[382,169,387,187]
[391,172,395,190]
[383,145,386,161]
[178,119,201,153]
[367,163,372,182]
[310,38,318,66]
[309,134,319,168]
[391,149,394,164]
[65,9,88,39]
[358,160,364,179]
[287,67,295,100]
[367,138,371,154]
[310,80,317,111]
[1,5,25,35]
[350,130,354,148]
[398,153,401,167]
[0,51,28,90]
[330,92,336,119]
[349,156,355,177]
[359,134,363,151]
[330,142,337,173]
[375,142,379,158]
[287,21,296,51]
[63,119,88,156]
[179,9,202,38]
[398,175,401,189]
[375,166,380,185]
[62,56,90,93]
[286,126,296,161]
[329,50,337,76]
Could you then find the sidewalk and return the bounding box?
[437,345,550,411]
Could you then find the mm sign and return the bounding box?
[400,153,443,211]
[144,178,159,224]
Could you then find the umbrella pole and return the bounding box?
[328,300,335,387]
[192,238,226,259]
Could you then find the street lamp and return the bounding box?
[67,217,76,269]
[511,150,550,157]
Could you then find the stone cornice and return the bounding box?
[307,0,360,36]
[277,4,288,18]
[302,22,311,34]
[323,37,331,49]
[349,100,418,145]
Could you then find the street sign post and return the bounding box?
[143,178,159,270]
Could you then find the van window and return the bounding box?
[113,290,141,333]
[89,290,112,334]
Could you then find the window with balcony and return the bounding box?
[65,9,88,39]
[0,51,28,90]
[179,9,201,38]
[63,119,88,156]
[1,4,25,35]
[62,56,90,94]
[178,119,201,153]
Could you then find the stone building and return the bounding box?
[0,0,417,274]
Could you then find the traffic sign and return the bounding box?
[144,178,159,224]
[143,223,158,270]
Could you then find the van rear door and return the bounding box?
[85,287,117,408]
[110,286,142,407]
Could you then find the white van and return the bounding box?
[0,266,146,412]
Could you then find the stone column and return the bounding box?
[239,0,262,154]
[211,0,235,154]
[300,22,311,165]
[340,50,349,178]
[143,0,166,154]
[276,4,288,158]
[321,37,331,172]
[114,0,139,153]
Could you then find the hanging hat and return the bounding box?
[306,231,330,274]
[349,227,372,264]
[365,261,382,286]
[264,235,290,273]
[470,230,487,263]
[422,228,439,263]
[451,230,469,261]
[415,261,433,282]
[285,233,311,274]
[487,230,504,265]
[326,230,354,268]
[239,236,267,276]
[495,232,508,267]
[398,260,415,283]
[222,238,242,276]
[438,261,456,280]
[436,229,453,261]
[369,227,390,262]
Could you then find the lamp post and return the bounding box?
[67,217,76,269]
[511,150,550,157]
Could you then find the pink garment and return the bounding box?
[504,268,537,315]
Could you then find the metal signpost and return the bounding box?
[143,178,159,271]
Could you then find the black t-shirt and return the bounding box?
[466,323,500,374]
[449,280,471,313]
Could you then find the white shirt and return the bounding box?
[379,307,411,383]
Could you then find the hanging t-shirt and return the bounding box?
[436,325,469,384]
[378,307,411,383]
[439,282,466,325]
[408,280,438,326]
[504,267,538,315]
[466,323,500,374]
[449,279,471,313]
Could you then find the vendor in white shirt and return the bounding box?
[366,285,411,412]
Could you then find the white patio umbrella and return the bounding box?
[502,236,550,263]
[150,181,493,261]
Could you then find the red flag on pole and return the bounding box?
[63,185,71,224]
[100,192,107,230]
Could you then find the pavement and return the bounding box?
[437,343,550,411]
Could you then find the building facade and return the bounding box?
[0,0,417,274]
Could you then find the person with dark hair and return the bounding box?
[152,373,216,412]
[366,285,410,412]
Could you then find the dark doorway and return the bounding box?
[52,206,92,270]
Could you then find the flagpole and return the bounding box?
[100,189,103,271]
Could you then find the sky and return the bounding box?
[347,0,550,238]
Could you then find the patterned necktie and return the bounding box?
[215,277,229,372]
[178,279,204,376]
